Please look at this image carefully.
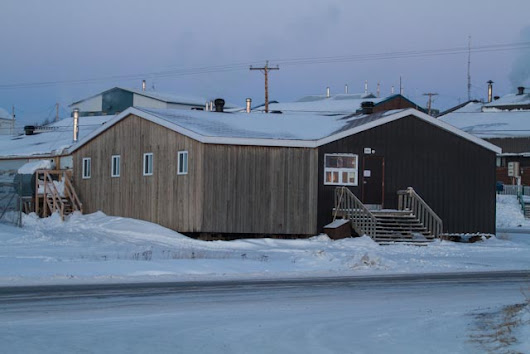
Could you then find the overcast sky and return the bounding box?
[1,0,529,125]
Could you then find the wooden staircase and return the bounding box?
[35,169,83,220]
[334,187,442,244]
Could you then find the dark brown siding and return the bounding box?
[374,96,423,113]
[201,145,318,235]
[486,137,530,155]
[73,114,204,232]
[317,115,496,234]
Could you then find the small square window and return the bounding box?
[178,151,188,175]
[111,155,120,177]
[82,158,91,179]
[143,153,153,176]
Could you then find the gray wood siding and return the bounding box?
[73,114,204,232]
[201,145,318,235]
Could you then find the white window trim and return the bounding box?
[111,155,120,177]
[177,150,188,175]
[82,157,91,179]
[143,153,153,176]
[323,153,358,186]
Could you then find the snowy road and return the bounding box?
[2,272,529,353]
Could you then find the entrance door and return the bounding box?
[362,156,385,206]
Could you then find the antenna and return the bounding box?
[467,36,472,101]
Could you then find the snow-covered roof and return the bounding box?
[0,108,11,120]
[439,110,530,138]
[69,87,237,109]
[0,115,114,159]
[69,107,500,153]
[254,93,386,114]
[483,92,530,108]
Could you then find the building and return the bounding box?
[0,107,14,136]
[0,115,114,175]
[69,86,220,116]
[439,87,530,184]
[252,92,430,115]
[69,106,498,238]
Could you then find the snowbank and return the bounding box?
[17,160,53,174]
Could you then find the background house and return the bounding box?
[69,86,230,116]
[439,87,530,184]
[0,107,14,136]
[252,92,431,115]
[70,106,498,238]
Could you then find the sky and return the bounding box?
[1,0,529,126]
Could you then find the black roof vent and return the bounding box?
[24,125,36,135]
[214,98,225,112]
[517,86,525,95]
[361,101,375,114]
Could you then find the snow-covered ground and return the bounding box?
[0,194,529,286]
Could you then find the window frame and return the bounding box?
[82,157,91,179]
[143,152,153,176]
[323,153,358,186]
[177,150,188,175]
[111,155,120,177]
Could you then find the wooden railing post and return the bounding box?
[397,187,443,238]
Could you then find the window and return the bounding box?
[111,155,120,177]
[324,154,358,186]
[82,158,91,179]
[178,151,188,175]
[143,153,153,176]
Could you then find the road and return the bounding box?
[2,271,529,353]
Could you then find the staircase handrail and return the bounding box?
[334,186,377,238]
[397,187,442,238]
[40,170,65,219]
[62,170,83,213]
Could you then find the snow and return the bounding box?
[255,92,385,114]
[17,159,53,174]
[439,110,530,138]
[0,194,529,286]
[0,115,114,158]
[484,92,530,108]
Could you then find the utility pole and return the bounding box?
[467,36,472,101]
[423,92,438,116]
[11,105,15,136]
[250,60,279,113]
[55,103,59,122]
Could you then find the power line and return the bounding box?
[0,41,529,91]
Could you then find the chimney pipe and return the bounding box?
[376,82,381,98]
[205,101,209,111]
[209,101,214,111]
[361,101,375,114]
[326,87,330,98]
[391,86,395,94]
[142,80,146,92]
[517,86,525,95]
[246,98,252,113]
[73,109,79,142]
[344,84,348,94]
[364,80,368,94]
[487,80,494,103]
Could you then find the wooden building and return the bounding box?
[440,89,530,185]
[69,106,499,238]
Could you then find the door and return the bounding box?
[362,156,384,206]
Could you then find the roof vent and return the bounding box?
[517,86,525,95]
[361,101,375,114]
[326,87,330,98]
[494,96,500,101]
[24,125,35,135]
[214,98,225,112]
[246,98,252,113]
[142,80,146,92]
[487,80,494,103]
